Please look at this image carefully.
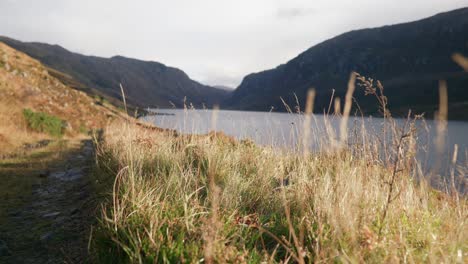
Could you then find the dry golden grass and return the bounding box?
[0,99,50,155]
[0,42,120,125]
[452,53,468,72]
[93,76,467,263]
[2,39,465,263]
[0,42,122,155]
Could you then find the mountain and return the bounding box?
[0,36,229,109]
[225,8,468,120]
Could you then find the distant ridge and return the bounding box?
[0,36,230,109]
[0,42,121,133]
[225,8,468,120]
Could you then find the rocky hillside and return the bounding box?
[0,37,230,109]
[0,42,122,151]
[225,8,468,120]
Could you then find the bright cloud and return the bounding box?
[1,0,467,87]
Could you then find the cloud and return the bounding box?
[198,72,245,88]
[1,0,467,87]
[276,7,316,20]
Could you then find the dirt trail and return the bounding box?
[0,140,96,263]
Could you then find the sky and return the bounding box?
[0,0,467,88]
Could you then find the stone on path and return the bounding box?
[0,240,11,257]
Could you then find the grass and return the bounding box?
[0,101,52,157]
[22,108,65,137]
[2,41,467,262]
[79,124,89,135]
[0,41,131,261]
[92,75,467,263]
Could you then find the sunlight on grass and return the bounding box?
[23,108,65,137]
[0,140,74,224]
[92,75,467,263]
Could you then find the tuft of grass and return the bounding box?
[94,121,467,263]
[22,108,65,137]
[92,75,467,263]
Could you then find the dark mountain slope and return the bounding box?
[225,8,468,119]
[0,36,229,108]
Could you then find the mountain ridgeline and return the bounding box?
[0,36,229,109]
[1,8,468,119]
[225,8,468,119]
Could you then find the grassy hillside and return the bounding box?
[0,42,122,156]
[1,28,466,263]
[92,75,466,263]
[0,42,130,262]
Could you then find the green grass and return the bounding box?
[22,108,65,137]
[91,75,466,263]
[92,120,466,263]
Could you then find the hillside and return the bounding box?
[0,37,230,109]
[225,8,468,120]
[0,42,122,153]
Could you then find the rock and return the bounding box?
[65,122,73,132]
[63,167,84,181]
[70,208,79,215]
[50,171,66,179]
[8,210,21,217]
[0,239,11,256]
[42,212,60,218]
[40,232,54,242]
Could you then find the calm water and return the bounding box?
[142,109,467,186]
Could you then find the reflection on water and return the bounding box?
[142,109,467,189]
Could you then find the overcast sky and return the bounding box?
[1,0,467,87]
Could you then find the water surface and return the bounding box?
[142,109,467,187]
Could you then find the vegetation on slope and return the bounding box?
[0,43,125,261]
[0,42,123,156]
[22,109,65,137]
[93,74,467,263]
